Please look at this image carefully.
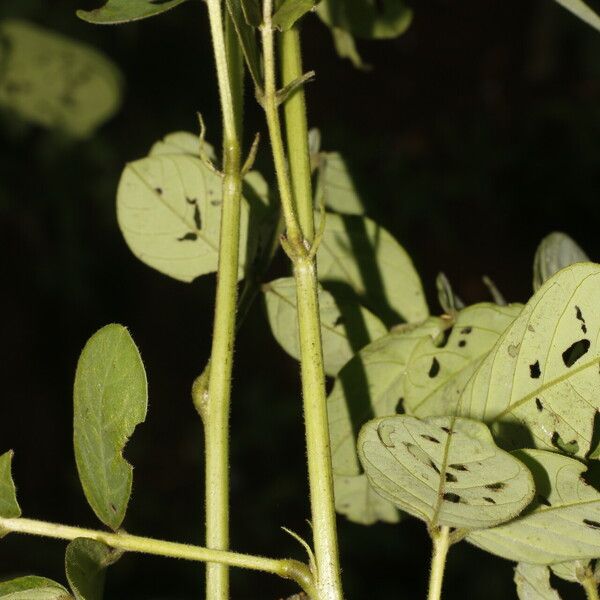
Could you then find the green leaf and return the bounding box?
[317,213,429,326]
[73,324,147,530]
[468,449,600,563]
[404,303,522,418]
[0,450,20,519]
[435,272,464,316]
[241,0,262,27]
[0,20,121,138]
[514,563,562,600]
[533,232,589,292]
[117,154,254,282]
[328,318,446,524]
[263,277,387,376]
[315,153,364,215]
[148,131,216,162]
[77,0,188,25]
[0,576,72,599]
[358,415,534,529]
[272,0,316,30]
[457,263,600,457]
[329,27,369,69]
[65,539,120,600]
[554,0,600,32]
[550,560,590,583]
[317,0,412,39]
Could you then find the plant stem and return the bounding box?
[582,575,600,600]
[261,3,344,599]
[0,517,316,598]
[204,1,245,598]
[427,526,451,600]
[280,26,314,242]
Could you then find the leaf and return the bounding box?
[329,27,369,70]
[272,0,316,31]
[317,212,428,326]
[0,576,72,599]
[263,277,387,376]
[404,303,522,418]
[0,451,20,518]
[315,153,364,215]
[468,449,600,563]
[117,154,252,282]
[533,232,589,292]
[457,263,600,457]
[148,131,216,162]
[550,560,590,582]
[327,318,446,523]
[317,0,413,40]
[358,415,534,529]
[65,539,120,600]
[514,563,562,600]
[0,20,121,138]
[73,324,147,530]
[435,272,464,316]
[554,0,600,32]
[241,0,262,27]
[77,0,188,25]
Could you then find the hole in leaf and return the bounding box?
[458,340,467,348]
[428,358,440,378]
[395,398,405,414]
[537,495,551,507]
[461,327,472,335]
[529,361,541,379]
[483,497,496,504]
[583,519,600,530]
[449,463,468,472]
[434,327,453,349]
[420,434,440,444]
[575,306,587,333]
[429,460,440,474]
[562,339,590,368]
[445,473,457,483]
[443,492,461,503]
[485,482,505,491]
[536,398,543,412]
[441,426,452,434]
[551,432,579,455]
[178,232,198,242]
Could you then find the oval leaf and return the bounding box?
[73,324,147,530]
[66,539,120,600]
[315,152,364,215]
[468,449,600,563]
[533,232,589,292]
[458,263,600,457]
[0,576,71,599]
[514,563,562,600]
[77,0,189,25]
[0,20,121,138]
[0,450,20,519]
[317,212,428,325]
[554,0,600,32]
[358,415,534,529]
[263,277,387,376]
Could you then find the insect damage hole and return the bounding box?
[529,360,541,379]
[449,463,469,472]
[178,232,198,242]
[428,357,440,378]
[485,482,505,491]
[583,519,600,530]
[575,305,588,334]
[420,434,440,444]
[562,339,590,368]
[443,492,462,503]
[536,398,543,412]
[445,473,457,483]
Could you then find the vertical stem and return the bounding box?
[427,526,451,600]
[582,576,600,600]
[280,26,314,242]
[204,1,244,598]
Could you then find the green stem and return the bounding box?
[0,517,316,598]
[427,526,451,600]
[204,1,245,598]
[280,26,314,242]
[582,576,600,600]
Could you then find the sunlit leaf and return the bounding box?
[77,0,188,25]
[514,563,562,600]
[317,0,412,39]
[317,212,428,326]
[315,153,364,215]
[359,415,534,529]
[0,451,20,519]
[550,560,590,583]
[554,0,600,32]
[458,263,600,457]
[468,449,600,563]
[272,0,317,30]
[0,20,121,138]
[263,277,387,376]
[404,303,522,418]
[74,324,147,530]
[0,576,72,599]
[65,539,120,600]
[533,232,589,292]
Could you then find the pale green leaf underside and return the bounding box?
[514,563,562,600]
[73,324,147,530]
[0,20,121,138]
[0,451,20,518]
[405,303,522,417]
[77,0,188,24]
[554,0,600,32]
[550,560,590,583]
[0,577,72,600]
[272,0,316,30]
[316,152,364,215]
[359,415,534,529]
[533,232,589,292]
[148,131,216,162]
[458,263,600,458]
[264,277,387,376]
[317,0,412,39]
[66,538,118,600]
[468,449,600,563]
[317,212,428,325]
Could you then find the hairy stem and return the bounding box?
[204,1,244,598]
[427,526,451,600]
[0,517,316,597]
[582,575,600,600]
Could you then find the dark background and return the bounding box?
[1,0,600,598]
